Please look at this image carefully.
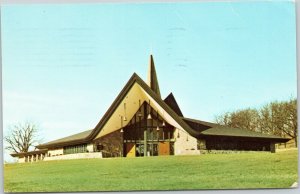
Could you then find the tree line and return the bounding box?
[215,98,297,147]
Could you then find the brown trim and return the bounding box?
[36,73,137,149]
[88,73,199,140]
[37,139,90,149]
[164,92,184,117]
[37,73,199,149]
[87,73,138,140]
[10,149,48,157]
[199,134,290,143]
[132,75,199,137]
[183,117,290,142]
[92,128,123,142]
[36,72,290,149]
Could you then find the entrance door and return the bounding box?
[159,142,170,155]
[147,143,158,156]
[136,144,144,157]
[126,143,136,157]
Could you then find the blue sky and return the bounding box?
[1,1,296,161]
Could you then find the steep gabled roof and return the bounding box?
[37,73,199,149]
[36,56,290,149]
[164,93,184,117]
[37,73,141,149]
[88,73,199,139]
[37,71,290,149]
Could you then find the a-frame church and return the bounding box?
[11,55,289,162]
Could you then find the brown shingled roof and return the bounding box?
[182,117,219,129]
[164,93,184,117]
[201,127,289,141]
[10,149,48,157]
[37,73,199,149]
[38,129,93,148]
[35,57,290,149]
[181,117,289,142]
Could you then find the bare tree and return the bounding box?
[5,122,41,153]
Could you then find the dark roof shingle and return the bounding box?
[201,126,290,141]
[182,117,289,142]
[38,129,93,147]
[164,93,184,117]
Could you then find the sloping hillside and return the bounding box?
[4,149,298,192]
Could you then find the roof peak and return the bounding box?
[147,55,161,98]
[164,92,184,117]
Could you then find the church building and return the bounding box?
[11,55,289,163]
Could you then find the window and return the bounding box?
[63,144,87,154]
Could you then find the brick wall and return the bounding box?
[95,130,123,157]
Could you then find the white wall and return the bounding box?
[174,128,200,155]
[18,156,25,163]
[87,143,94,152]
[47,148,64,156]
[44,152,102,161]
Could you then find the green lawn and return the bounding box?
[4,149,298,192]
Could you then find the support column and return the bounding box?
[121,130,124,157]
[144,103,148,157]
[144,129,147,157]
[270,143,275,153]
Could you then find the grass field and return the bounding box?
[4,149,298,192]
